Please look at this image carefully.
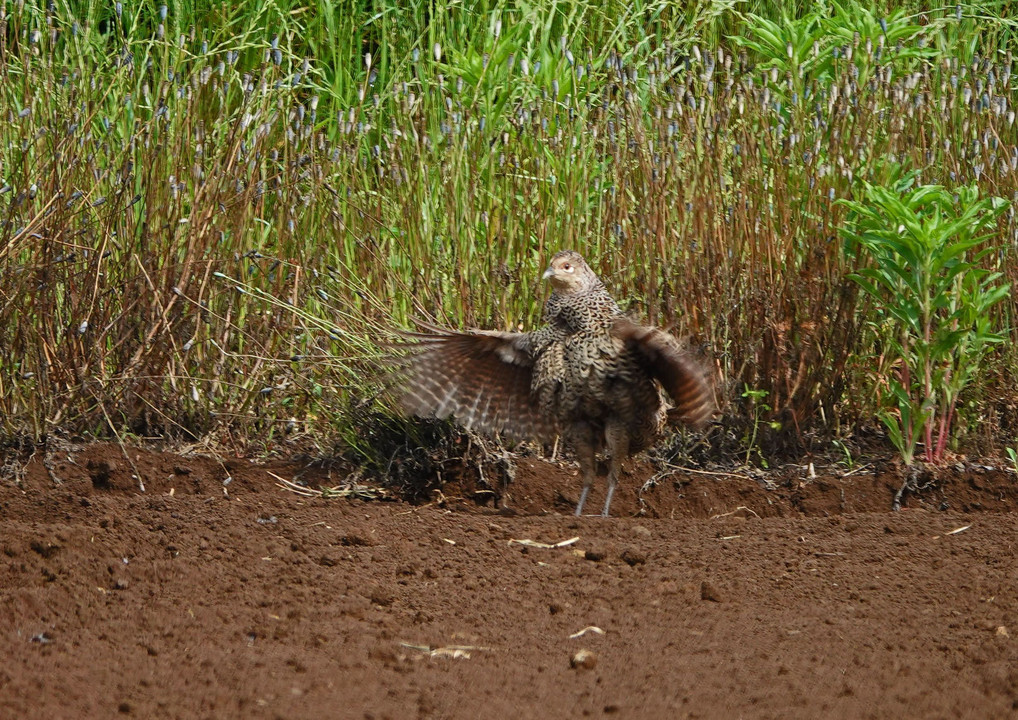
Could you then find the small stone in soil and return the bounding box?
[570,649,597,670]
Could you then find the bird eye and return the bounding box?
[563,263,572,271]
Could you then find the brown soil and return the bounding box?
[2,442,1017,719]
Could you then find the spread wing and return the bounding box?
[385,321,556,441]
[612,317,716,428]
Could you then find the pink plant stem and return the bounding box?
[934,359,956,464]
[935,401,955,462]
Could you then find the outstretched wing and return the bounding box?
[386,322,556,441]
[612,317,716,428]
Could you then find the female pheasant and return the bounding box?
[389,250,715,517]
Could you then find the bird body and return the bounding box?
[389,251,714,516]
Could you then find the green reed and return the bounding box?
[1,1,1017,465]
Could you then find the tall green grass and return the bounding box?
[1,0,1017,465]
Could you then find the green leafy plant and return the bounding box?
[832,439,856,471]
[840,170,1009,465]
[732,9,831,95]
[822,0,934,85]
[741,385,780,468]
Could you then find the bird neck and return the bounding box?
[544,285,621,331]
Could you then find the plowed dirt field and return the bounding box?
[2,443,1016,719]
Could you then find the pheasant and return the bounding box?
[388,250,714,517]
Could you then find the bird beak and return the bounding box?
[542,266,555,281]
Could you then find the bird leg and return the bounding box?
[601,420,629,518]
[572,424,597,517]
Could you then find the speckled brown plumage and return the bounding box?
[387,250,715,517]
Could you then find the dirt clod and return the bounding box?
[619,547,647,566]
[700,580,724,602]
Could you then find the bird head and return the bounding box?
[542,250,596,293]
